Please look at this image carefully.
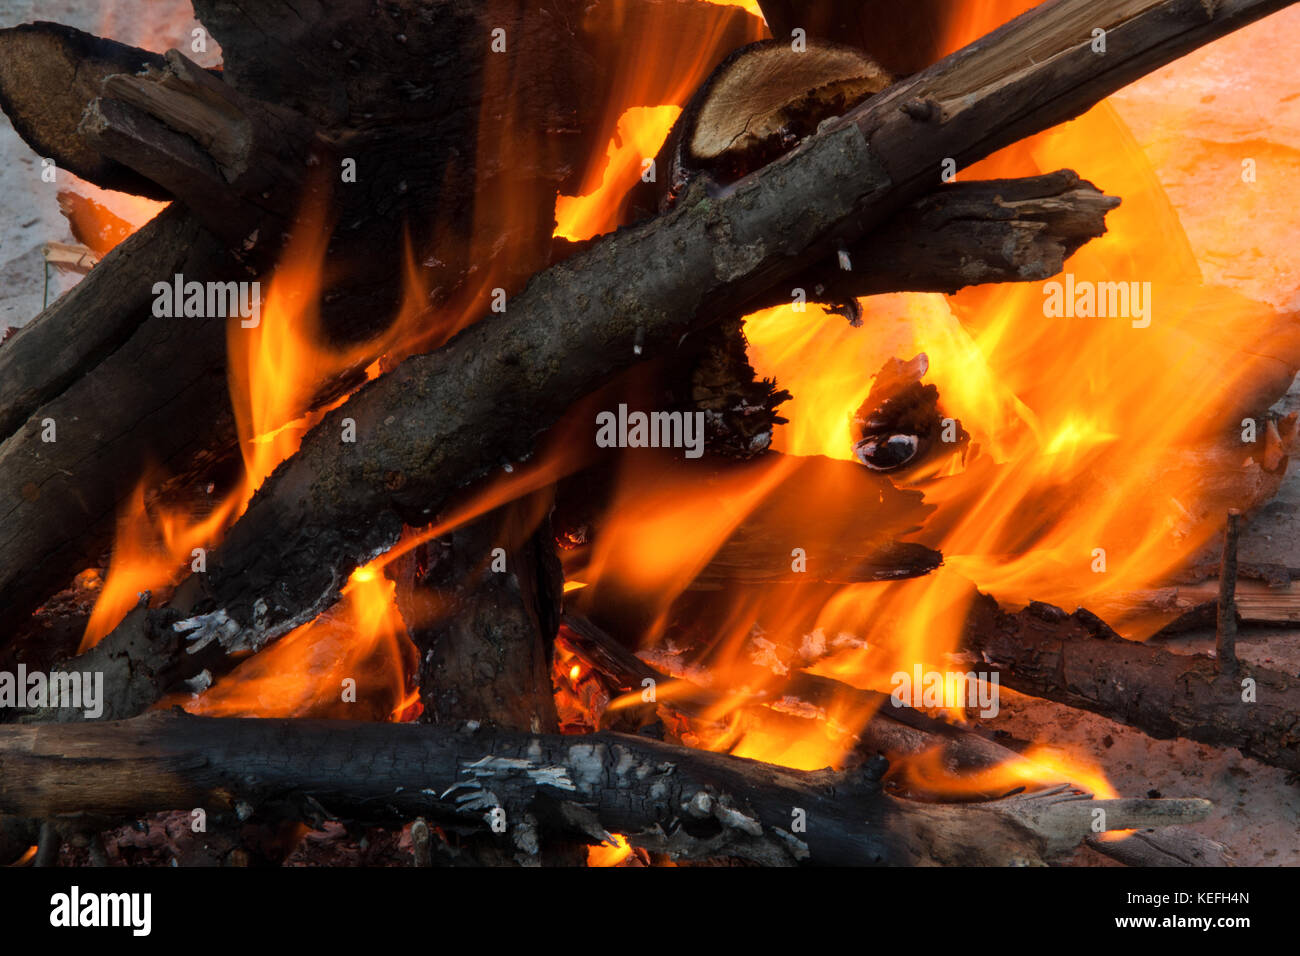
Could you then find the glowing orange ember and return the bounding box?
[587,833,634,867]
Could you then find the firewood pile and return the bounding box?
[0,0,1298,868]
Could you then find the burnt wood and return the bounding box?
[0,712,1212,866]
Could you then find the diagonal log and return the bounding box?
[0,712,1212,866]
[48,0,1298,719]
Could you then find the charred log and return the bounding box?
[0,712,1212,866]
[559,611,1231,866]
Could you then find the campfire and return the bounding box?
[1,0,1298,869]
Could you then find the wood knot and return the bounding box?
[900,97,942,122]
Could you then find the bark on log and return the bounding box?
[962,594,1300,774]
[35,0,1300,712]
[0,712,1211,866]
[0,206,202,442]
[392,495,563,733]
[0,0,765,629]
[78,49,319,252]
[748,170,1120,305]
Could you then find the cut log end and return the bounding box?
[0,22,172,197]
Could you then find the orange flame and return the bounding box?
[587,833,634,867]
[182,561,414,720]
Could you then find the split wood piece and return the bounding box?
[0,22,172,197]
[962,594,1300,774]
[1100,580,1300,627]
[78,48,319,251]
[45,0,1300,714]
[391,494,563,733]
[0,713,1212,866]
[559,612,1230,867]
[40,243,97,277]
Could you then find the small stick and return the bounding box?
[410,818,432,868]
[1217,510,1241,675]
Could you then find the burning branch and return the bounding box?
[0,712,1211,866]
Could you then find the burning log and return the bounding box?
[560,609,1014,772]
[962,593,1300,775]
[0,173,1119,636]
[26,0,1296,721]
[748,170,1122,306]
[559,612,1231,866]
[0,712,1212,866]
